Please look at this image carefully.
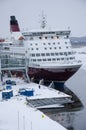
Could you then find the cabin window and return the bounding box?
[51,36,53,39]
[32,54,35,56]
[52,58,56,61]
[55,53,58,55]
[70,57,75,60]
[43,59,46,61]
[57,58,60,61]
[36,48,39,50]
[44,48,47,50]
[33,59,36,61]
[66,35,69,38]
[54,47,56,49]
[49,47,52,50]
[66,46,68,49]
[36,53,40,56]
[53,42,55,45]
[48,43,51,45]
[41,53,45,56]
[59,52,63,55]
[58,42,60,44]
[61,58,64,60]
[31,48,34,50]
[48,58,51,61]
[35,43,38,45]
[39,37,42,39]
[37,59,41,61]
[45,36,47,39]
[51,53,54,56]
[43,43,46,45]
[65,42,67,44]
[68,52,71,55]
[30,43,32,46]
[64,52,67,56]
[46,53,50,56]
[59,47,61,49]
[67,58,69,60]
[30,37,33,40]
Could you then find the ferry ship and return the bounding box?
[1,16,82,83]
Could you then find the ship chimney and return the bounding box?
[10,16,24,40]
[10,16,20,32]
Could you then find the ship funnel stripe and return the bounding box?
[10,16,20,32]
[10,25,20,32]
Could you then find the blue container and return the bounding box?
[6,80,16,85]
[19,89,34,97]
[6,86,12,90]
[19,89,26,95]
[26,89,34,96]
[2,90,13,100]
[6,80,12,84]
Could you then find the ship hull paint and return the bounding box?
[28,65,80,82]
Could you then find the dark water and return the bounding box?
[65,68,86,130]
[43,68,86,130]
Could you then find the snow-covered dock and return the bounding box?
[0,97,67,130]
[0,76,69,130]
[0,77,72,108]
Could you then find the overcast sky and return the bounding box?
[0,0,86,37]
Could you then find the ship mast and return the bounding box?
[40,12,47,29]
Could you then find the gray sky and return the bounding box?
[0,0,86,37]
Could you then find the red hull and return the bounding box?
[28,66,80,82]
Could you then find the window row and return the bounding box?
[31,57,75,62]
[30,42,68,46]
[31,52,73,57]
[29,36,60,40]
[29,35,69,40]
[29,46,69,50]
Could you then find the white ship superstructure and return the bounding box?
[0,16,82,83]
[22,29,81,82]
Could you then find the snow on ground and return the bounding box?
[0,76,68,130]
[0,77,70,100]
[0,96,67,130]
